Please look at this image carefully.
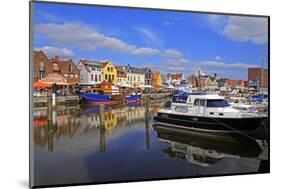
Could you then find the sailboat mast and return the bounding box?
[261,48,264,94]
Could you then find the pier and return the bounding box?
[33,95,80,107]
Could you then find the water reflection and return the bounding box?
[33,101,268,186]
[153,126,264,167]
[34,102,153,152]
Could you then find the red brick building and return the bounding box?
[227,79,245,89]
[50,56,80,83]
[248,68,268,89]
[33,51,80,83]
[33,51,53,81]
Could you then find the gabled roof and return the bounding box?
[79,59,103,72]
[168,73,184,80]
[124,66,146,74]
[79,59,110,68]
[115,66,125,72]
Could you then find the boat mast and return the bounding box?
[261,47,264,94]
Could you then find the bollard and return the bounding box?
[52,93,56,107]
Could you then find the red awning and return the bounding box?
[33,81,53,89]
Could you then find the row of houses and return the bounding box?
[34,51,163,88]
[77,59,158,87]
[34,50,266,91]
[188,73,248,90]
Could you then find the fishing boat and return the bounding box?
[153,93,268,133]
[80,91,119,105]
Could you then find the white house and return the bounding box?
[167,73,185,86]
[77,60,102,84]
[124,65,145,87]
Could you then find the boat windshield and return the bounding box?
[206,99,230,107]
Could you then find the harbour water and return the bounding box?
[33,100,269,187]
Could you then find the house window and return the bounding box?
[69,64,73,73]
[109,75,111,82]
[39,59,44,71]
[112,75,114,81]
[111,67,113,72]
[134,76,136,81]
[99,75,101,81]
[40,72,44,79]
[105,74,108,80]
[91,74,94,81]
[107,67,110,72]
[128,76,130,81]
[138,76,140,81]
[95,75,97,82]
[52,62,59,70]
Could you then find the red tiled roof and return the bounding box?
[169,73,183,80]
[115,66,125,72]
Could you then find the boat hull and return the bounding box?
[80,92,118,105]
[153,112,268,133]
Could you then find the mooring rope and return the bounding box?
[209,117,259,142]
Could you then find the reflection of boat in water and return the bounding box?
[154,93,268,133]
[80,102,141,115]
[80,92,142,105]
[125,94,142,103]
[154,126,262,167]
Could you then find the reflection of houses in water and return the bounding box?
[33,103,152,152]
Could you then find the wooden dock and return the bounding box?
[33,95,80,107]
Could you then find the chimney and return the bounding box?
[53,56,59,60]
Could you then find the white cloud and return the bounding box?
[138,27,164,48]
[131,47,160,56]
[200,60,256,70]
[36,23,136,53]
[36,23,182,58]
[162,49,183,58]
[215,56,221,61]
[163,21,173,26]
[207,15,268,45]
[223,16,268,45]
[35,46,74,59]
[207,15,228,31]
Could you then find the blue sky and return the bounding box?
[33,2,268,80]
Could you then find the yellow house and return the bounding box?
[104,111,117,134]
[98,61,117,85]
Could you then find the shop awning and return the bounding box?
[33,81,53,89]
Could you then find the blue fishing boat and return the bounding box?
[80,92,118,105]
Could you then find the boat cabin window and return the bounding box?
[175,106,188,113]
[206,99,230,107]
[194,99,206,106]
